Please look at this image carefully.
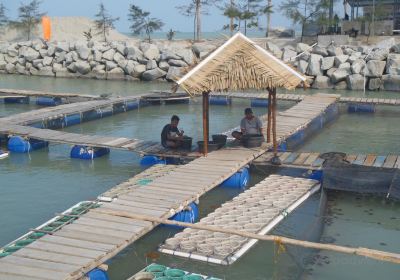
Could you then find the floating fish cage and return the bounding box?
[0,201,100,258]
[36,96,62,106]
[127,263,221,280]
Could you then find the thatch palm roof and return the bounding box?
[177,33,307,95]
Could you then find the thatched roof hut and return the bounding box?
[177,32,307,96]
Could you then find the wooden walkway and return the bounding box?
[0,88,98,100]
[254,151,400,169]
[211,92,400,106]
[159,175,320,265]
[0,95,338,280]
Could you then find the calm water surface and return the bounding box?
[0,75,399,279]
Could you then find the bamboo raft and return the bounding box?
[159,175,320,265]
[0,95,338,280]
[254,151,400,169]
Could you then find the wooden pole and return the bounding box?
[267,90,272,143]
[272,88,278,156]
[95,209,400,265]
[202,92,210,156]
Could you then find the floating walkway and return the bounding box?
[0,95,337,280]
[159,175,320,265]
[254,151,400,169]
[0,88,98,100]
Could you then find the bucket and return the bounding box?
[212,134,227,148]
[197,141,220,153]
[181,136,193,151]
[241,134,264,148]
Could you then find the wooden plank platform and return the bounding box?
[159,175,320,265]
[0,95,338,280]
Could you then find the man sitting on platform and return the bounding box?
[232,108,263,140]
[161,115,184,148]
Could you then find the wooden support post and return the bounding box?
[267,90,272,143]
[272,88,278,156]
[202,92,210,156]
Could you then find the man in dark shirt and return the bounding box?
[232,108,263,140]
[161,115,184,148]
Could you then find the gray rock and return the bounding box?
[43,56,53,66]
[334,55,349,67]
[0,60,7,70]
[382,74,400,91]
[75,60,91,75]
[71,51,79,62]
[357,46,372,55]
[327,45,343,56]
[47,45,56,57]
[32,59,43,68]
[347,74,365,90]
[282,47,297,62]
[166,66,184,81]
[312,76,333,89]
[298,60,308,74]
[94,64,106,72]
[89,60,98,68]
[93,41,110,52]
[75,42,91,60]
[15,63,26,74]
[25,62,32,70]
[160,50,180,61]
[176,49,194,65]
[137,57,149,65]
[367,48,388,61]
[390,43,400,53]
[5,55,17,64]
[19,47,40,62]
[146,59,158,70]
[298,51,310,61]
[7,44,18,57]
[132,64,146,78]
[338,62,351,71]
[113,42,126,55]
[141,43,160,61]
[334,80,348,90]
[159,61,170,72]
[351,59,365,74]
[168,59,188,67]
[39,49,48,58]
[368,78,382,90]
[102,49,116,61]
[107,67,125,80]
[32,40,45,51]
[124,60,137,75]
[5,63,15,73]
[36,66,54,77]
[67,62,77,72]
[331,68,351,83]
[296,43,310,53]
[306,54,323,76]
[17,57,26,65]
[56,68,77,78]
[192,43,215,58]
[126,44,143,61]
[142,68,166,81]
[321,56,334,70]
[364,60,386,77]
[30,67,39,75]
[343,48,355,56]
[18,41,32,47]
[106,61,117,71]
[0,53,4,61]
[0,42,9,53]
[266,42,282,58]
[385,54,400,75]
[312,46,329,57]
[56,42,70,53]
[93,50,103,62]
[113,52,126,66]
[55,51,66,63]
[52,63,63,72]
[65,52,74,64]
[348,52,362,63]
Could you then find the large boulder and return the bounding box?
[331,68,351,83]
[298,51,310,61]
[124,60,138,75]
[102,49,116,61]
[347,74,365,90]
[160,49,180,61]
[327,45,343,56]
[105,61,117,71]
[126,44,143,61]
[15,63,27,74]
[312,46,329,57]
[7,44,18,57]
[159,61,170,72]
[321,56,334,70]
[390,43,400,53]
[42,56,53,66]
[56,42,70,53]
[47,45,56,57]
[368,78,382,90]
[382,75,400,91]
[113,52,127,68]
[306,54,323,76]
[367,48,388,61]
[146,59,158,70]
[282,47,297,62]
[19,47,40,62]
[176,48,195,65]
[192,43,215,59]
[32,59,43,68]
[36,66,55,77]
[363,60,386,77]
[75,60,91,75]
[166,66,184,81]
[266,42,282,58]
[5,63,16,73]
[351,59,365,74]
[334,80,348,90]
[132,64,146,78]
[168,59,188,67]
[107,67,125,80]
[5,55,17,64]
[312,76,333,89]
[296,42,310,53]
[385,54,400,75]
[55,51,66,63]
[75,42,91,60]
[348,52,362,63]
[0,60,7,70]
[140,43,160,61]
[142,68,166,81]
[334,55,349,67]
[32,39,45,51]
[113,42,126,55]
[298,60,308,74]
[338,62,351,71]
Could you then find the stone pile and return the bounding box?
[0,39,196,82]
[267,41,400,91]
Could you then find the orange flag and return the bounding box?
[42,16,51,41]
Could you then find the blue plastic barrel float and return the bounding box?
[251,98,268,107]
[36,97,62,106]
[70,145,110,160]
[7,136,49,153]
[87,268,109,280]
[168,202,199,229]
[140,155,167,167]
[125,100,139,111]
[82,109,101,122]
[348,103,375,113]
[113,103,126,114]
[221,167,250,188]
[63,113,81,126]
[4,96,30,104]
[209,96,232,105]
